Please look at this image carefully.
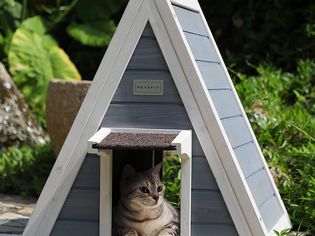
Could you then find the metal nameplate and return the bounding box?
[133,80,164,96]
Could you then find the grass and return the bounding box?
[0,60,313,233]
[235,60,315,233]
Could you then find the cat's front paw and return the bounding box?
[123,228,138,236]
[116,228,138,236]
[158,228,178,236]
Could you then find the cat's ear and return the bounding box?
[152,162,163,177]
[121,164,137,181]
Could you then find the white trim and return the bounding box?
[24,0,291,235]
[151,0,259,235]
[88,128,111,154]
[99,150,113,236]
[23,0,147,235]
[88,128,112,144]
[171,130,192,160]
[196,4,291,234]
[95,128,192,236]
[170,0,200,11]
[170,130,192,236]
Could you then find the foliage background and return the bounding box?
[0,0,314,234]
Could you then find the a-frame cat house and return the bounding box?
[24,0,291,235]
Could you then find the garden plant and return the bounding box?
[0,0,314,234]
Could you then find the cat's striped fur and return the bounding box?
[113,163,179,236]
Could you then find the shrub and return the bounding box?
[163,153,181,207]
[0,142,55,197]
[235,60,315,232]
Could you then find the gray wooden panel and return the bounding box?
[51,220,98,236]
[259,195,284,232]
[173,5,207,36]
[142,23,154,37]
[192,132,204,156]
[234,142,264,178]
[102,103,191,129]
[221,116,252,148]
[192,224,238,236]
[112,71,181,103]
[192,157,218,190]
[192,191,233,224]
[58,188,99,221]
[246,168,274,207]
[73,154,100,188]
[102,104,208,156]
[209,90,242,119]
[127,37,168,70]
[197,61,231,89]
[184,32,219,62]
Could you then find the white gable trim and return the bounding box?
[23,0,148,235]
[23,0,291,235]
[196,3,292,234]
[148,1,254,235]
[153,0,291,235]
[170,0,200,12]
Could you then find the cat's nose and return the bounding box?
[153,195,159,202]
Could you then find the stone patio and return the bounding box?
[0,194,36,235]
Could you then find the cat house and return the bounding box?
[24,0,291,235]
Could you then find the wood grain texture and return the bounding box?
[197,61,230,89]
[98,9,233,233]
[259,195,284,232]
[246,168,274,207]
[53,155,100,232]
[234,142,264,178]
[192,191,233,224]
[192,224,238,236]
[162,2,258,234]
[173,5,207,36]
[142,23,154,37]
[57,188,99,221]
[112,70,181,103]
[127,37,168,70]
[102,103,192,129]
[72,154,100,188]
[221,116,252,148]
[51,220,98,236]
[184,32,219,62]
[192,157,218,190]
[208,90,242,119]
[23,1,148,235]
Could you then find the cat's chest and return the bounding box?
[121,204,172,236]
[133,211,171,236]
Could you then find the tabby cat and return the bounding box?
[113,163,179,236]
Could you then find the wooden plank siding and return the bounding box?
[51,154,100,236]
[101,24,237,234]
[52,23,236,235]
[173,4,287,234]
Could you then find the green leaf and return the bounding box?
[67,20,116,47]
[19,16,46,34]
[49,46,81,80]
[0,0,22,20]
[8,16,81,124]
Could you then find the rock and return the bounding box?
[0,63,48,149]
[0,193,36,234]
[46,79,91,154]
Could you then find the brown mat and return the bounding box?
[92,132,177,150]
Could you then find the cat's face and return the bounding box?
[120,163,165,207]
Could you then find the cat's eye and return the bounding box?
[139,186,149,193]
[157,186,163,192]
